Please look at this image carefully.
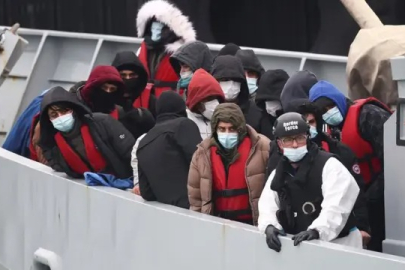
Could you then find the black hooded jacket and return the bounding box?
[216,43,241,57]
[255,69,290,139]
[112,51,157,116]
[137,91,202,209]
[170,41,213,74]
[39,86,135,179]
[211,55,263,133]
[280,70,318,113]
[235,49,265,77]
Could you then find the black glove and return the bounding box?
[292,229,320,246]
[265,225,286,252]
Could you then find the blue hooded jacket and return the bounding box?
[309,81,348,118]
[2,89,50,157]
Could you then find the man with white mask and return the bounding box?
[185,69,225,139]
[258,112,362,252]
[211,55,263,133]
[255,69,289,139]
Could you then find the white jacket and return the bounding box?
[258,157,360,243]
[187,109,211,140]
[131,134,147,185]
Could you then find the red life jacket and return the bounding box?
[341,97,391,185]
[110,108,119,120]
[133,83,152,109]
[211,137,252,223]
[54,125,107,175]
[321,141,330,152]
[29,113,40,161]
[138,41,180,98]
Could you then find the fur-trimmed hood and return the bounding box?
[136,0,196,53]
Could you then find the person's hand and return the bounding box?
[265,225,286,252]
[360,231,371,247]
[292,229,320,246]
[132,185,141,196]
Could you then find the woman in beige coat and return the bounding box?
[188,103,270,225]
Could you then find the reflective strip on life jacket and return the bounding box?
[341,97,391,185]
[55,125,107,175]
[211,137,252,222]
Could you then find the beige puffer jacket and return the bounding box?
[187,125,270,225]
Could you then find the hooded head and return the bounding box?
[216,43,241,57]
[309,81,348,118]
[235,49,265,78]
[39,86,91,148]
[80,66,125,113]
[211,103,247,145]
[112,51,148,103]
[283,98,324,140]
[211,55,249,104]
[136,0,196,53]
[186,69,225,117]
[156,90,187,119]
[280,70,318,113]
[255,69,290,113]
[170,41,213,75]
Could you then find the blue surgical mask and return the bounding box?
[246,77,258,94]
[178,70,193,88]
[217,132,238,149]
[51,113,75,133]
[151,21,164,41]
[309,126,318,139]
[322,106,343,126]
[283,145,308,162]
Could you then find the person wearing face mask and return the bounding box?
[188,103,270,225]
[170,40,213,98]
[277,99,371,247]
[111,51,157,116]
[137,91,202,209]
[185,69,225,139]
[70,65,155,141]
[309,80,392,252]
[235,49,265,101]
[258,112,362,252]
[255,69,290,140]
[136,0,196,98]
[38,86,134,179]
[211,55,263,133]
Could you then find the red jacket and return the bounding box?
[211,137,253,223]
[341,97,391,185]
[138,42,179,98]
[186,69,225,111]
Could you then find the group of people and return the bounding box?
[3,0,392,254]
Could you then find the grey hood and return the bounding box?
[170,41,213,74]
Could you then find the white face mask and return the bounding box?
[219,81,241,101]
[180,70,193,79]
[265,101,282,117]
[201,99,219,120]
